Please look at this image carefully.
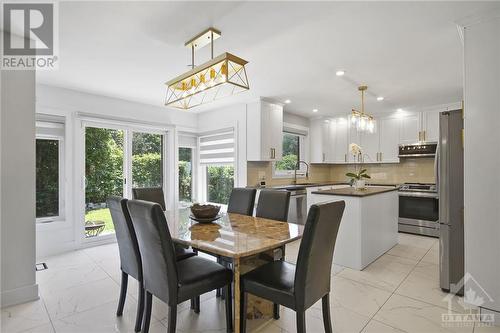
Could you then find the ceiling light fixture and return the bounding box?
[377,96,384,101]
[312,109,318,113]
[165,27,249,109]
[336,70,345,76]
[350,85,375,133]
[397,108,403,112]
[285,99,291,104]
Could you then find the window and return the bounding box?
[36,139,60,219]
[206,165,234,204]
[36,118,65,222]
[179,147,193,207]
[199,130,235,205]
[132,132,164,188]
[274,131,306,177]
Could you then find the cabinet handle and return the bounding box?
[272,148,275,159]
[423,130,426,141]
[380,152,383,161]
[344,153,347,163]
[322,153,325,162]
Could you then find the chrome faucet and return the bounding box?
[293,160,310,184]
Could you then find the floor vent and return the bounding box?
[36,263,48,271]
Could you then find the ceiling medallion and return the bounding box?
[165,27,250,110]
[350,85,375,133]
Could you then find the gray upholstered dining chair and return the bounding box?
[108,196,200,332]
[132,187,166,210]
[107,196,145,332]
[131,187,198,305]
[126,199,234,333]
[240,200,346,333]
[255,190,291,222]
[227,188,257,215]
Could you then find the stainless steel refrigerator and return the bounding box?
[439,109,464,294]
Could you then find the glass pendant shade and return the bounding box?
[165,52,249,109]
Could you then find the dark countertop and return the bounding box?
[311,186,399,197]
[248,182,400,191]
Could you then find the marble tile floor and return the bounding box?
[2,233,499,333]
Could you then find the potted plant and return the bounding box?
[346,169,371,190]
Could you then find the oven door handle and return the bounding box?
[398,192,439,199]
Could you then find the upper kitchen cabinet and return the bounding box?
[310,117,349,163]
[247,99,283,161]
[399,110,441,144]
[378,117,401,162]
[310,119,333,163]
[332,118,349,163]
[421,111,440,142]
[359,124,379,163]
[399,112,421,144]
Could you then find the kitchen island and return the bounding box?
[309,186,398,270]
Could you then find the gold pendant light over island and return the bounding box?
[350,85,375,133]
[165,28,249,110]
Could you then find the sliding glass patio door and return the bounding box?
[84,123,166,239]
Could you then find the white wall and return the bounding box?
[1,64,38,306]
[35,85,198,258]
[461,13,500,317]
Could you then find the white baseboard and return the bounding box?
[1,283,39,308]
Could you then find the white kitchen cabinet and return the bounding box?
[331,119,349,163]
[421,111,440,142]
[247,100,283,161]
[310,119,332,163]
[399,113,421,144]
[378,117,401,163]
[360,126,379,163]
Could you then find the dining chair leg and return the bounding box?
[296,310,306,333]
[134,281,144,332]
[216,257,222,298]
[273,303,280,319]
[194,296,200,314]
[116,271,128,316]
[142,291,152,333]
[240,291,247,333]
[322,294,333,333]
[167,304,177,333]
[225,284,233,333]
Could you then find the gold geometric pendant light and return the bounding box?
[165,28,250,109]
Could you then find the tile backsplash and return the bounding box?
[247,158,435,187]
[329,158,436,184]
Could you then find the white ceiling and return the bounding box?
[37,1,500,117]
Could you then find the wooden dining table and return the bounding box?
[164,209,304,333]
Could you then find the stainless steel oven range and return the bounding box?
[398,183,439,237]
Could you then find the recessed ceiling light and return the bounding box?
[324,119,330,123]
[335,70,345,76]
[397,108,403,112]
[312,109,319,113]
[284,99,291,104]
[377,96,384,101]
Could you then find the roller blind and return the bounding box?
[199,129,235,165]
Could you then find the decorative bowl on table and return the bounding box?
[190,203,222,223]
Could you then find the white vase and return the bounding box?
[355,179,366,190]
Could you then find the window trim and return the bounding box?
[272,131,307,179]
[36,135,65,223]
